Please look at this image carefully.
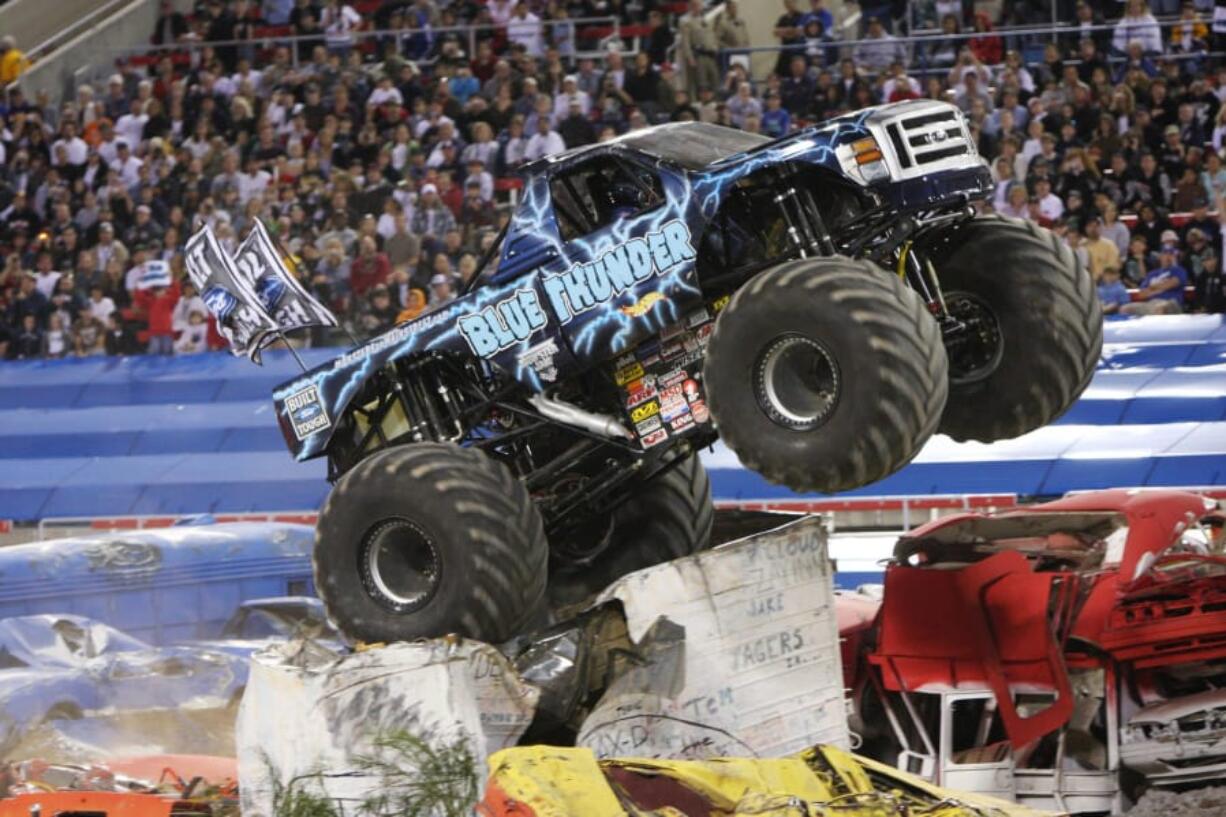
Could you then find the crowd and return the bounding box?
[0,0,1224,360]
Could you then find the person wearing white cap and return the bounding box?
[552,74,591,126]
[104,73,128,120]
[410,183,457,238]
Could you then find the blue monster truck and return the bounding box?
[228,101,1103,643]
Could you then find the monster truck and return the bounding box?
[190,100,1102,644]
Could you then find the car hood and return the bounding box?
[1129,689,1226,725]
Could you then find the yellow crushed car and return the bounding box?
[476,744,1061,817]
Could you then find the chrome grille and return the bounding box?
[870,102,980,179]
[897,108,971,166]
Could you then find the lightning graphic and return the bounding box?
[274,111,884,461]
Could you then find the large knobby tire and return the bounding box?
[922,215,1103,442]
[314,443,548,643]
[704,257,948,494]
[548,455,714,608]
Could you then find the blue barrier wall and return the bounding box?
[1,315,1225,520]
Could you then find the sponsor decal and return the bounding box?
[626,379,658,409]
[695,323,714,344]
[540,220,696,324]
[615,361,645,385]
[458,288,548,357]
[660,387,690,423]
[683,378,701,402]
[670,413,695,433]
[332,308,454,370]
[660,338,685,360]
[641,428,668,448]
[711,294,731,312]
[517,338,560,382]
[690,399,710,424]
[634,416,662,436]
[658,368,687,388]
[630,400,660,423]
[285,384,331,440]
[620,291,668,318]
[616,352,637,368]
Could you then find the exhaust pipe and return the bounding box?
[529,394,634,440]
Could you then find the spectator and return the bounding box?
[1097,266,1132,315]
[134,277,180,355]
[1123,243,1189,313]
[174,309,209,354]
[1032,177,1065,224]
[1084,216,1122,280]
[41,313,71,359]
[13,314,42,359]
[396,288,428,323]
[1101,203,1132,256]
[524,113,566,161]
[761,92,791,138]
[679,0,720,98]
[1123,235,1152,286]
[716,1,751,52]
[71,304,107,356]
[357,284,400,336]
[507,3,544,57]
[350,235,392,297]
[0,36,29,87]
[855,18,905,75]
[429,272,455,305]
[321,0,362,56]
[1197,251,1225,312]
[726,82,762,129]
[1113,0,1163,56]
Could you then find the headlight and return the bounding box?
[848,137,890,182]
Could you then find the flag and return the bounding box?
[185,226,279,361]
[234,220,338,336]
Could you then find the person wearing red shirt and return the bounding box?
[134,278,181,355]
[349,236,391,297]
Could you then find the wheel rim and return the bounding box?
[753,334,841,431]
[944,292,1003,386]
[358,518,441,612]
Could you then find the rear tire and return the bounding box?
[549,455,714,607]
[704,257,948,494]
[921,215,1102,442]
[314,443,548,643]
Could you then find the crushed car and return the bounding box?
[843,489,1226,814]
[476,743,1056,817]
[188,102,1102,646]
[0,615,247,760]
[188,596,346,658]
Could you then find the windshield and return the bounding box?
[624,122,770,170]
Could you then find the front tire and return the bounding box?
[922,215,1102,442]
[704,257,948,494]
[314,443,548,643]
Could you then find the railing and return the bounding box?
[34,510,320,541]
[105,15,627,72]
[723,16,1217,81]
[24,0,133,64]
